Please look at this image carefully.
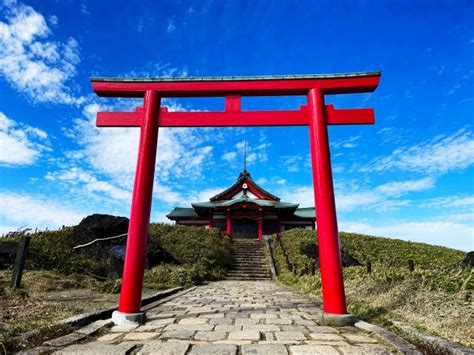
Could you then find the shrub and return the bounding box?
[27,230,107,276]
[144,263,206,289]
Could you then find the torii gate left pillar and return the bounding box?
[91,72,381,326]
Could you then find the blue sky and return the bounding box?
[0,0,473,251]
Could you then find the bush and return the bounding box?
[144,263,206,289]
[152,224,232,267]
[27,230,107,276]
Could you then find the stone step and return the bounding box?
[229,265,267,270]
[232,253,265,256]
[226,272,270,277]
[225,277,272,281]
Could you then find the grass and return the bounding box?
[0,223,232,352]
[270,229,473,349]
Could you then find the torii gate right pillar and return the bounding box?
[308,88,349,319]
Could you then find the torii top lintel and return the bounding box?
[91,71,381,128]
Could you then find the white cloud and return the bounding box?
[166,19,176,32]
[0,1,83,104]
[331,135,361,149]
[0,111,49,166]
[255,177,268,185]
[423,195,474,208]
[276,179,287,185]
[221,151,237,162]
[280,155,309,172]
[340,220,473,251]
[279,177,436,212]
[376,177,435,197]
[45,167,131,201]
[0,191,87,234]
[279,186,314,206]
[189,187,226,203]
[362,128,474,175]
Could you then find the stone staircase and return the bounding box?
[226,239,272,281]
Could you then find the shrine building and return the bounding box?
[167,170,316,239]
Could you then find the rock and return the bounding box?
[461,251,474,268]
[73,214,129,245]
[71,214,129,268]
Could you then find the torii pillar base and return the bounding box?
[318,313,356,327]
[112,310,145,326]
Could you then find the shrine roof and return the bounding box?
[210,170,279,201]
[294,207,316,218]
[192,197,298,209]
[91,71,382,83]
[167,207,199,219]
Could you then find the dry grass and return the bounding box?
[344,273,474,348]
[270,229,473,349]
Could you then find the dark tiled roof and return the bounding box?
[167,207,199,219]
[91,71,382,83]
[294,207,316,219]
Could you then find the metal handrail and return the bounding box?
[73,233,128,250]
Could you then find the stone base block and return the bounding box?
[318,313,356,327]
[111,310,146,326]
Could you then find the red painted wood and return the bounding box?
[92,73,381,319]
[118,91,160,314]
[159,110,307,127]
[225,95,241,112]
[96,105,373,128]
[226,213,232,237]
[214,179,278,201]
[307,88,347,315]
[92,76,380,98]
[325,104,375,125]
[96,111,141,127]
[258,217,263,240]
[208,216,214,228]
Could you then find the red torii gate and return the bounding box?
[91,72,381,325]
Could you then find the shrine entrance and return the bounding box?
[232,218,258,239]
[91,72,381,325]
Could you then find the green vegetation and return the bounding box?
[145,224,232,288]
[0,223,231,352]
[270,229,473,348]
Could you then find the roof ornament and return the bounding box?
[243,140,247,173]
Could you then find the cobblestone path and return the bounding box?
[57,281,395,354]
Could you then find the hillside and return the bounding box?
[270,229,473,348]
[0,223,232,352]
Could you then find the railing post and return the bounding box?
[112,90,160,325]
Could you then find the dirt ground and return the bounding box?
[0,270,156,353]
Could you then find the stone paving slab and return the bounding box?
[55,281,396,354]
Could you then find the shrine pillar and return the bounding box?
[307,88,348,317]
[112,91,160,325]
[257,217,263,240]
[226,213,232,236]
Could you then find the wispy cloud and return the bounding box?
[0,191,88,234]
[166,19,176,32]
[0,1,83,104]
[0,112,50,166]
[362,128,474,175]
[376,177,435,197]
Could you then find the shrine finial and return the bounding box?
[243,140,247,173]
